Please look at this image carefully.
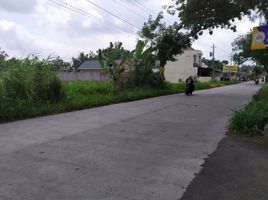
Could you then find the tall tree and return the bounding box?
[138,12,191,79]
[252,65,264,76]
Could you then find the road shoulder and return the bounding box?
[180,135,268,200]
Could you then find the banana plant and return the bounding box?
[131,40,157,87]
[98,42,131,86]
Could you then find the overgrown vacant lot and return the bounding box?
[0,58,237,122]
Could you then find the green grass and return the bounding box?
[0,79,237,122]
[229,83,268,136]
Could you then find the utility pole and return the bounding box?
[212,44,215,60]
[211,44,216,79]
[229,52,233,66]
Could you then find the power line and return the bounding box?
[48,0,135,34]
[112,0,148,20]
[84,0,141,30]
[47,0,136,35]
[131,0,159,16]
[128,0,155,17]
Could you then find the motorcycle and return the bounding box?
[255,77,259,85]
[185,83,195,96]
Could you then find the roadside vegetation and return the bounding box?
[0,55,237,122]
[229,83,268,136]
[2,0,266,122]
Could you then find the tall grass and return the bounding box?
[0,75,237,121]
[0,58,62,120]
[229,83,268,136]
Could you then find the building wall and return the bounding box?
[165,49,202,83]
[198,77,212,82]
[58,70,107,81]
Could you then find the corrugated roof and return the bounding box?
[78,60,102,69]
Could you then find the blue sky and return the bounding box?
[0,0,260,63]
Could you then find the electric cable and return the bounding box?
[47,0,137,35]
[84,0,141,30]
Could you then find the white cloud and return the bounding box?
[81,10,103,29]
[0,0,37,13]
[82,18,93,28]
[0,19,34,57]
[192,16,260,62]
[34,3,72,28]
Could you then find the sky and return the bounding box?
[0,0,261,64]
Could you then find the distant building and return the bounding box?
[58,60,107,81]
[78,60,101,71]
[165,48,218,82]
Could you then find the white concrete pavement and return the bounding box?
[0,82,261,200]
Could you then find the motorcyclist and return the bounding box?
[185,76,195,95]
[255,77,259,85]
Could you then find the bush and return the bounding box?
[252,83,268,102]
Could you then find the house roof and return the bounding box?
[78,60,102,70]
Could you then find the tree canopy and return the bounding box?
[232,33,268,71]
[202,58,225,70]
[167,0,268,37]
[138,12,191,66]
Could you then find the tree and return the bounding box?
[240,65,253,74]
[252,65,264,77]
[0,48,9,70]
[232,33,268,72]
[50,56,70,71]
[138,12,191,79]
[130,40,160,87]
[167,0,268,37]
[222,60,229,65]
[202,58,224,70]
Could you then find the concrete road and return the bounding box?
[0,82,260,200]
[180,135,268,200]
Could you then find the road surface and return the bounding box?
[180,135,268,200]
[0,82,260,200]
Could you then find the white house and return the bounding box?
[165,48,212,83]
